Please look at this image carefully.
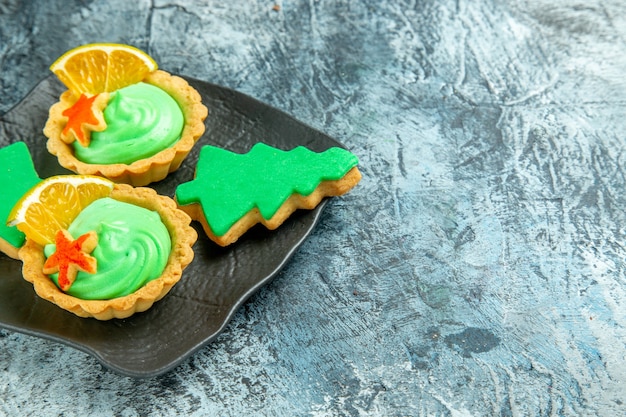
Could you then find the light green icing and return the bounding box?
[44,198,171,300]
[1,142,40,248]
[175,143,359,237]
[73,82,184,165]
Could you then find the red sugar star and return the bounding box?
[61,93,107,147]
[43,229,98,292]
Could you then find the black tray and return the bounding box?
[0,74,344,378]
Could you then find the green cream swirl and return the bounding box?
[44,198,172,300]
[73,82,184,165]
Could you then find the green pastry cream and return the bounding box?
[73,82,184,165]
[175,143,359,237]
[44,198,172,300]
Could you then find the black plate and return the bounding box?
[0,75,343,378]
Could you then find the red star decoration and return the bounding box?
[43,229,98,292]
[61,93,107,147]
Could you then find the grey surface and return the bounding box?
[1,0,625,415]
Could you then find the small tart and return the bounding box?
[18,184,197,320]
[44,70,208,186]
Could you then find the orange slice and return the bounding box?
[7,175,115,246]
[50,43,158,94]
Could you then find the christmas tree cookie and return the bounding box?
[175,143,361,246]
[0,142,41,259]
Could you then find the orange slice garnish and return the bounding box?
[50,43,158,94]
[7,175,115,245]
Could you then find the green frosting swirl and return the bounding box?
[73,82,184,165]
[44,198,172,300]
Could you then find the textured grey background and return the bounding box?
[1,0,625,415]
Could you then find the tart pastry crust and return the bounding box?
[44,70,208,186]
[19,184,197,320]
